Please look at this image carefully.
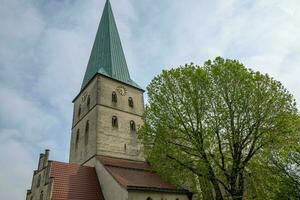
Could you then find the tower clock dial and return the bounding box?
[81,91,88,102]
[116,86,127,96]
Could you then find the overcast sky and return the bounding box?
[0,0,300,199]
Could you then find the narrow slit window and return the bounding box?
[112,116,118,128]
[37,174,41,187]
[85,121,89,146]
[39,191,44,200]
[112,92,117,103]
[87,96,91,110]
[128,97,134,108]
[78,105,81,118]
[130,120,136,132]
[75,129,80,150]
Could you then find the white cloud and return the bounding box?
[0,133,35,200]
[127,0,300,106]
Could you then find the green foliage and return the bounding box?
[270,148,300,199]
[138,57,299,200]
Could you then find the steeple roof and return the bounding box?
[81,0,141,89]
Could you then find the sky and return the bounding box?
[0,0,300,199]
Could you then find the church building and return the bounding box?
[26,1,192,200]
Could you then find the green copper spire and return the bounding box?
[81,0,141,89]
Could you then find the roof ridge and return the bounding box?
[104,164,151,171]
[106,0,112,76]
[50,160,95,168]
[96,155,148,163]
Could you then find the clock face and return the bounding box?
[81,92,88,102]
[116,86,127,96]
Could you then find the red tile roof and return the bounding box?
[50,161,104,200]
[96,156,189,194]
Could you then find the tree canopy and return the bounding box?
[139,57,299,200]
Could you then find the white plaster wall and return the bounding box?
[95,159,128,200]
[128,191,189,200]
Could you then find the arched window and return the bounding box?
[128,97,134,108]
[75,129,80,150]
[112,92,117,103]
[40,191,44,200]
[146,197,152,200]
[78,105,81,118]
[37,174,41,187]
[130,120,136,132]
[112,116,118,128]
[85,121,89,146]
[87,96,91,110]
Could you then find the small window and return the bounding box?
[85,121,89,146]
[75,129,80,150]
[112,116,118,128]
[87,96,91,110]
[128,97,134,108]
[112,92,117,103]
[40,191,43,200]
[37,174,41,187]
[130,120,136,132]
[78,105,81,118]
[146,197,152,200]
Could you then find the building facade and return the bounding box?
[26,1,192,200]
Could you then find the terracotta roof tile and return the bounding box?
[50,161,104,200]
[96,156,188,193]
[106,166,177,190]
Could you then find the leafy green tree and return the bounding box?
[139,57,299,200]
[270,148,300,199]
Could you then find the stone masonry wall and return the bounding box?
[69,77,98,164]
[96,76,144,161]
[70,74,145,164]
[26,150,53,200]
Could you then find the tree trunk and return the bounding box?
[211,178,224,200]
[198,176,215,200]
[201,153,224,200]
[231,170,245,200]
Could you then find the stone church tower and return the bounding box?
[26,1,192,199]
[69,0,144,165]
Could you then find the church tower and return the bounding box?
[26,1,193,199]
[69,0,145,165]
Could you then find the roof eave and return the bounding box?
[72,73,145,103]
[127,186,193,196]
